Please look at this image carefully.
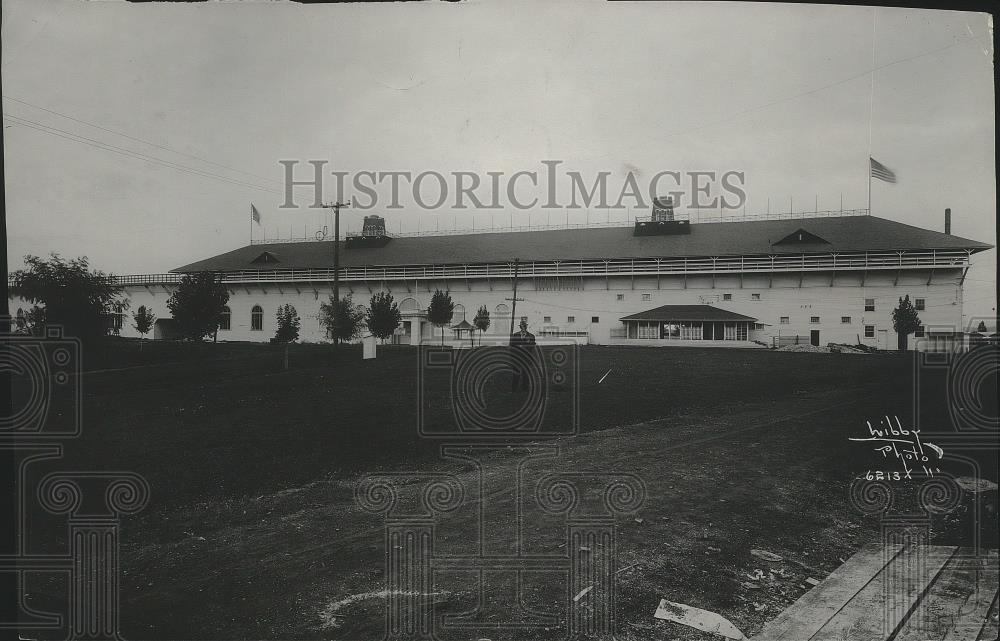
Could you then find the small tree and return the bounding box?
[274,304,301,343]
[426,290,455,346]
[132,305,156,342]
[366,292,402,343]
[891,295,922,351]
[166,272,230,341]
[473,305,491,346]
[14,306,45,336]
[319,294,365,344]
[976,320,988,333]
[10,254,125,342]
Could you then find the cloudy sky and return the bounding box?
[3,0,995,317]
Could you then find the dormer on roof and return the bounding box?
[773,228,830,245]
[251,251,281,264]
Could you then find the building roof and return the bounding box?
[173,215,993,272]
[620,305,758,322]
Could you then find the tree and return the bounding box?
[10,254,125,342]
[132,305,156,340]
[891,295,922,351]
[473,305,491,346]
[274,304,301,343]
[14,306,45,336]
[365,292,401,343]
[319,294,365,344]
[426,290,455,346]
[166,272,230,341]
[976,320,988,333]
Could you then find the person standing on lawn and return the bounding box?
[509,318,537,392]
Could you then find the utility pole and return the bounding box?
[321,200,351,303]
[321,199,350,346]
[505,258,524,338]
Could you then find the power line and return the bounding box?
[3,113,283,194]
[3,94,286,188]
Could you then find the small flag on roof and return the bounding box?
[870,158,897,184]
[251,203,261,224]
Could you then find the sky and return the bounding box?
[3,0,996,319]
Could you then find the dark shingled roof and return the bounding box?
[173,215,993,272]
[620,305,758,322]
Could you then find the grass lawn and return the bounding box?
[21,341,998,640]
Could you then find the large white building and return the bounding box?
[15,212,992,350]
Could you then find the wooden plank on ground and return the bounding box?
[894,550,998,641]
[751,544,903,641]
[809,545,957,641]
[974,594,998,641]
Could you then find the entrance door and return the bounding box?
[810,330,820,346]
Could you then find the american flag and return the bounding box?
[870,158,897,184]
[251,203,261,224]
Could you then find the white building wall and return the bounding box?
[10,266,962,349]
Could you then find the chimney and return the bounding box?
[944,208,951,235]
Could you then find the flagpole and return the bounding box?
[867,7,877,215]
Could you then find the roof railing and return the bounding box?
[249,208,871,244]
[8,246,972,289]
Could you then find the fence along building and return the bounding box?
[12,211,990,349]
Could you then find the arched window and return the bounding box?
[399,297,419,314]
[219,306,232,331]
[251,305,263,331]
[495,303,510,318]
[453,304,466,323]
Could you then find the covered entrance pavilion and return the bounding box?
[619,305,759,344]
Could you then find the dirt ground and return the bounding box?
[19,341,998,640]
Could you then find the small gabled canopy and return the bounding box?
[451,319,474,330]
[773,228,830,245]
[620,304,757,322]
[251,251,281,264]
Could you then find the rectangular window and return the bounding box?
[543,316,551,323]
[915,325,925,338]
[723,293,732,301]
[780,316,790,324]
[616,293,624,301]
[865,298,876,312]
[751,293,760,301]
[642,293,651,301]
[841,316,851,324]
[567,316,575,323]
[865,325,876,338]
[810,316,820,324]
[591,316,600,323]
[915,298,925,311]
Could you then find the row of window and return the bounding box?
[225,296,931,333]
[608,294,928,310]
[780,316,853,324]
[859,325,925,338]
[217,305,262,332]
[864,297,926,311]
[544,316,600,324]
